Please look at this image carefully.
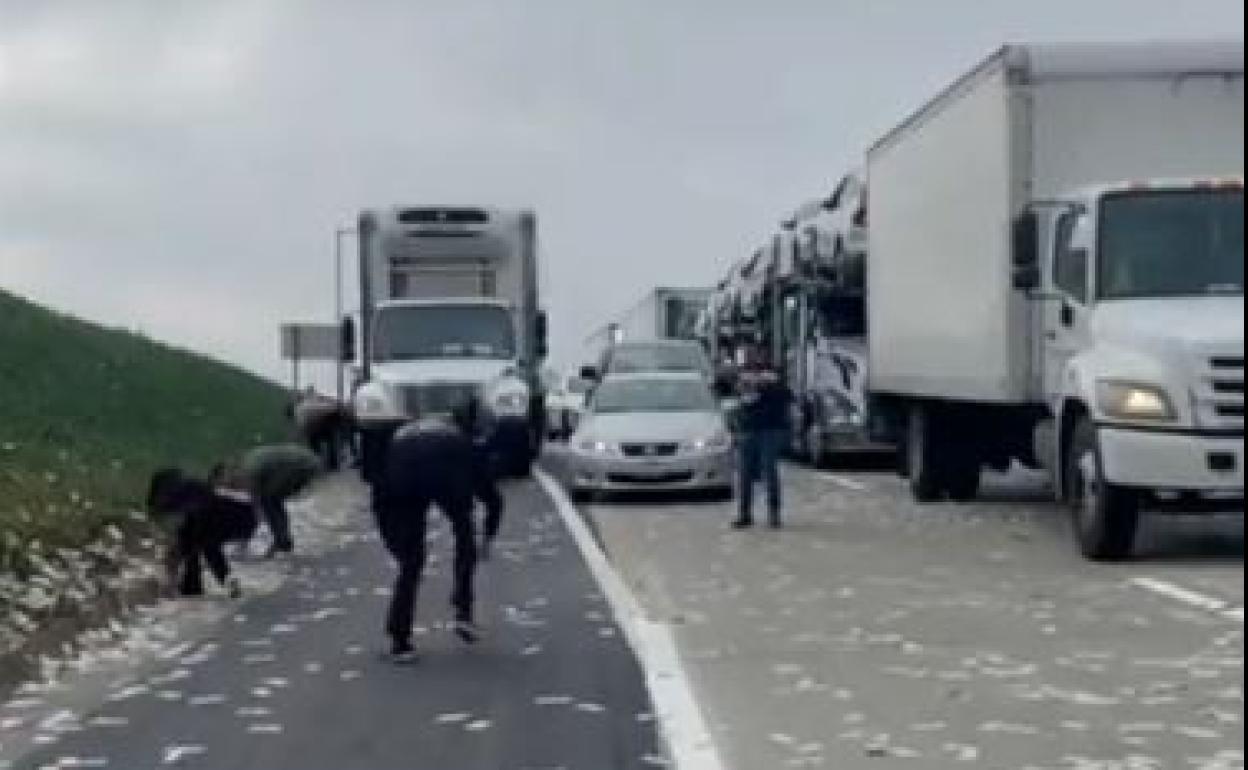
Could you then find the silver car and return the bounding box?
[569,373,735,501]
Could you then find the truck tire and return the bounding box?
[1067,418,1140,560]
[907,405,945,502]
[806,426,828,469]
[944,459,982,502]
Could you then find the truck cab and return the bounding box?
[353,298,541,473]
[1018,179,1244,556]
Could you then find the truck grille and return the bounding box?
[620,443,681,458]
[608,472,694,485]
[399,383,480,419]
[1197,355,1244,432]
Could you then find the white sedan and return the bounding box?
[568,372,735,501]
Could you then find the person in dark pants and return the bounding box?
[237,444,323,557]
[733,352,793,530]
[372,402,501,663]
[147,469,257,598]
[459,398,505,559]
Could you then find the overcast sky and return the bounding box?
[1,0,1243,386]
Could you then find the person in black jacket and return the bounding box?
[733,350,794,530]
[371,399,502,663]
[147,468,257,598]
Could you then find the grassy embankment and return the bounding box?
[0,288,293,577]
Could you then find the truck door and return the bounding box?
[1043,209,1094,404]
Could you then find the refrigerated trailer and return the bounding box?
[351,206,548,477]
[867,41,1244,558]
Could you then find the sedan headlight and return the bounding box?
[577,438,615,456]
[685,430,732,454]
[1097,381,1177,423]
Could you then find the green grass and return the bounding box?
[0,288,295,573]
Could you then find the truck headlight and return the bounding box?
[354,390,399,421]
[1097,381,1177,422]
[493,391,529,416]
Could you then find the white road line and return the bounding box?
[1130,577,1244,624]
[818,474,870,493]
[536,470,726,770]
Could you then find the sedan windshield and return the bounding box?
[373,305,515,362]
[1099,189,1244,299]
[607,344,709,375]
[592,379,717,414]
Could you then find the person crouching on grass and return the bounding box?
[147,468,256,598]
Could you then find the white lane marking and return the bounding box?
[536,470,725,770]
[1130,577,1244,624]
[819,474,870,493]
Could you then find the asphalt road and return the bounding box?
[548,445,1244,770]
[4,479,663,770]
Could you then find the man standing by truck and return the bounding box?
[733,348,793,530]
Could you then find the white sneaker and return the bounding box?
[452,619,481,645]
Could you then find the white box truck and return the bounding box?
[351,206,548,477]
[867,42,1244,558]
[585,287,713,353]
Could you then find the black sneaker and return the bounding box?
[731,518,754,530]
[387,640,419,665]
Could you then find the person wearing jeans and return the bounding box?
[733,356,793,530]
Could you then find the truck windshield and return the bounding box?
[373,305,515,361]
[1099,189,1244,300]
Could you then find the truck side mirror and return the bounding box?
[1012,211,1040,291]
[339,316,356,363]
[579,365,600,383]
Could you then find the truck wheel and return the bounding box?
[806,426,827,469]
[944,459,982,502]
[907,405,945,502]
[1067,418,1140,560]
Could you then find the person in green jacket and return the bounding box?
[232,444,323,557]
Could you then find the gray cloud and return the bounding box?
[1,0,1242,384]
